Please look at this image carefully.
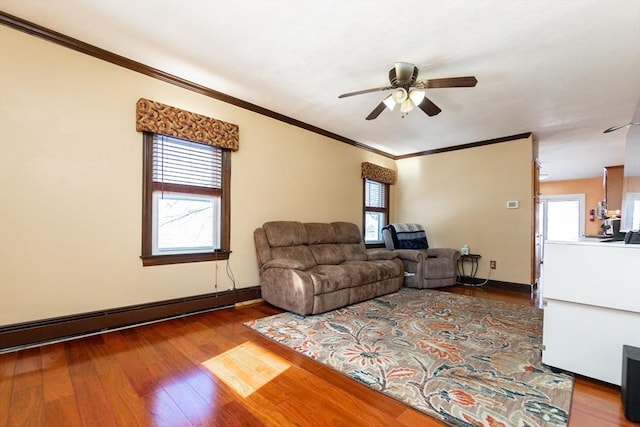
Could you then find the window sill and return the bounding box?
[141,251,230,266]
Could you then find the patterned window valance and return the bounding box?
[361,162,396,185]
[136,98,239,151]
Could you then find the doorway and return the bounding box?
[539,194,585,260]
[537,194,585,298]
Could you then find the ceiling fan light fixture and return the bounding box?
[382,94,396,111]
[400,99,415,114]
[408,89,425,106]
[391,87,408,104]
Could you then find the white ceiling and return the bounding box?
[2,0,639,181]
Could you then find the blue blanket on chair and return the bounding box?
[384,223,429,249]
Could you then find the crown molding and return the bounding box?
[0,11,394,159]
[395,132,533,160]
[1,11,531,161]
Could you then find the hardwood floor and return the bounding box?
[0,285,636,426]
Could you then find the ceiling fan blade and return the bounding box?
[417,97,441,117]
[414,76,478,89]
[339,86,393,98]
[365,102,387,120]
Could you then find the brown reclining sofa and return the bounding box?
[254,221,404,315]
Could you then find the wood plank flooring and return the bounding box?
[0,285,635,426]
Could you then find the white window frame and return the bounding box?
[152,191,220,255]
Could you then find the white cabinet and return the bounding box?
[542,240,640,385]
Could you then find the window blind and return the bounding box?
[153,135,222,189]
[365,179,386,208]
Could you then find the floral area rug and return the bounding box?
[245,288,574,427]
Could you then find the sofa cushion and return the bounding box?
[309,244,346,265]
[340,261,384,284]
[263,221,308,247]
[308,265,352,294]
[270,245,316,270]
[341,259,403,282]
[330,222,367,261]
[372,259,404,279]
[332,222,362,243]
[305,223,338,244]
[340,243,367,261]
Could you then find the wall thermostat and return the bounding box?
[506,200,519,209]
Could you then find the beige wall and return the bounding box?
[395,137,535,285]
[0,27,395,325]
[540,177,604,236]
[0,25,537,326]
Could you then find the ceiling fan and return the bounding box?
[338,62,477,120]
[603,122,640,133]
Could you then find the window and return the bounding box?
[141,133,230,266]
[363,178,389,244]
[621,193,640,231]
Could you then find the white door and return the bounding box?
[540,194,585,258]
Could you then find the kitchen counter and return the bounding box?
[542,240,640,385]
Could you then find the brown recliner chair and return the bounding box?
[382,223,460,288]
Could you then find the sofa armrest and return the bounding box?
[260,258,308,273]
[426,248,461,261]
[393,249,425,263]
[366,249,398,261]
[259,268,314,315]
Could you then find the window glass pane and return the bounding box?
[621,192,640,231]
[365,211,385,242]
[153,193,220,253]
[547,200,580,241]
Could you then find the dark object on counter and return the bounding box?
[601,231,627,242]
[624,231,640,244]
[622,345,640,422]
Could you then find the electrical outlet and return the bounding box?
[490,260,496,269]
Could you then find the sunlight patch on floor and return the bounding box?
[201,341,290,398]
